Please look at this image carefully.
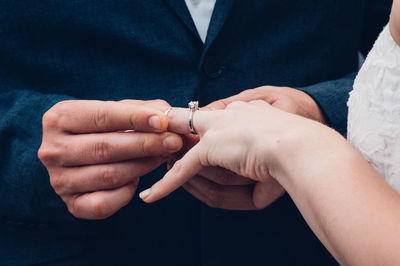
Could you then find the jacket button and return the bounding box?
[203,64,224,79]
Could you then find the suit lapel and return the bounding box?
[163,0,201,40]
[203,0,234,51]
[164,0,234,49]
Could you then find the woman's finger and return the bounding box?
[139,144,204,203]
[166,107,212,135]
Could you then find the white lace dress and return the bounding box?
[348,25,400,193]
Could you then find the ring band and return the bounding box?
[188,101,199,135]
[164,107,173,116]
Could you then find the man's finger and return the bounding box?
[183,175,257,210]
[55,131,182,166]
[119,99,170,112]
[203,87,280,111]
[202,90,262,110]
[139,144,203,203]
[252,179,285,209]
[47,100,169,133]
[67,182,138,220]
[52,158,165,195]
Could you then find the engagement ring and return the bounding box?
[188,101,199,135]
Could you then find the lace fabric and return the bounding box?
[348,25,400,192]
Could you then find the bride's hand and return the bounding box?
[139,100,321,203]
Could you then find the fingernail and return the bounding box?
[139,189,151,200]
[163,135,181,151]
[149,116,161,130]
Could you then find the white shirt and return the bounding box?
[185,0,216,43]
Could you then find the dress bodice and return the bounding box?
[348,25,400,192]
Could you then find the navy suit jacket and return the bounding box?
[0,1,392,265]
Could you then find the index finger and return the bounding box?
[139,144,204,203]
[48,100,169,133]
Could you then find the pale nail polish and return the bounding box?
[139,189,151,200]
[149,116,161,130]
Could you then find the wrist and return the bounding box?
[300,90,327,124]
[265,121,346,186]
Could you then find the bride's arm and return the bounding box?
[271,124,400,265]
[390,0,400,45]
[140,103,400,265]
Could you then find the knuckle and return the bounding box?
[66,197,80,218]
[100,166,119,188]
[49,176,64,193]
[128,113,139,129]
[91,197,111,219]
[42,109,61,129]
[209,99,228,110]
[153,99,169,107]
[37,145,62,165]
[44,100,76,130]
[93,107,109,129]
[171,160,184,175]
[259,85,277,92]
[258,86,271,92]
[278,101,296,113]
[52,100,70,112]
[249,88,264,97]
[93,141,112,162]
[54,100,74,115]
[137,137,152,156]
[131,177,140,187]
[206,189,222,208]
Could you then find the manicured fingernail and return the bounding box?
[149,116,161,130]
[163,135,181,151]
[139,189,151,200]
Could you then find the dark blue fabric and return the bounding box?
[0,0,391,265]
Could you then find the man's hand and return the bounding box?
[168,86,324,209]
[207,86,326,124]
[38,99,183,220]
